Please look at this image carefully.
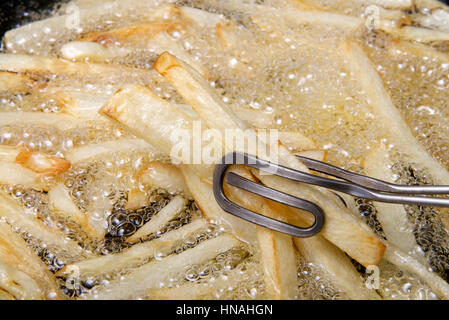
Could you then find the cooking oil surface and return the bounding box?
[0,0,448,300]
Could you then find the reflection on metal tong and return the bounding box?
[213,152,449,238]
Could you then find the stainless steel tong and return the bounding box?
[213,152,449,238]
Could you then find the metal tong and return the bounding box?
[213,152,449,238]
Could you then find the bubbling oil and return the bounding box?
[0,0,448,300]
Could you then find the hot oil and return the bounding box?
[0,0,448,300]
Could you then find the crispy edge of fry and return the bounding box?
[0,194,85,259]
[154,52,386,266]
[0,220,63,299]
[223,166,298,299]
[126,195,187,243]
[65,138,155,164]
[81,233,241,300]
[363,143,426,262]
[343,40,449,186]
[57,218,208,280]
[48,183,101,239]
[138,161,192,198]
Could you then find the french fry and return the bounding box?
[383,242,449,299]
[65,139,156,164]
[0,54,160,85]
[363,143,425,262]
[278,132,318,151]
[378,23,449,43]
[0,221,63,299]
[126,195,187,243]
[154,52,386,267]
[0,144,71,178]
[3,0,172,54]
[296,150,327,162]
[139,162,192,198]
[0,112,82,131]
[147,266,248,300]
[81,233,241,300]
[0,261,43,300]
[48,184,101,239]
[61,41,130,62]
[0,194,85,259]
[344,40,449,185]
[0,162,46,191]
[57,218,208,280]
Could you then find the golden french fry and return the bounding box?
[126,195,187,243]
[81,233,241,299]
[58,218,208,280]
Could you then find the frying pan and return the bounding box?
[1,0,449,41]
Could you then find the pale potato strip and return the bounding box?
[0,261,43,300]
[139,161,192,198]
[378,23,449,43]
[48,183,101,239]
[53,89,110,120]
[3,0,170,53]
[58,218,208,280]
[126,195,187,243]
[278,132,318,151]
[148,266,247,300]
[0,54,159,83]
[0,221,63,299]
[0,144,25,162]
[154,52,386,266]
[0,112,82,131]
[363,144,426,262]
[0,194,85,259]
[344,41,449,186]
[294,236,381,300]
[358,0,412,9]
[383,243,449,299]
[82,233,241,300]
[296,150,326,162]
[61,41,130,62]
[0,162,46,191]
[65,139,156,164]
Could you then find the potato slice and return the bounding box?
[126,195,187,243]
[139,161,191,198]
[0,221,63,299]
[48,184,101,239]
[0,194,85,259]
[58,218,208,280]
[81,233,241,299]
[65,139,156,164]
